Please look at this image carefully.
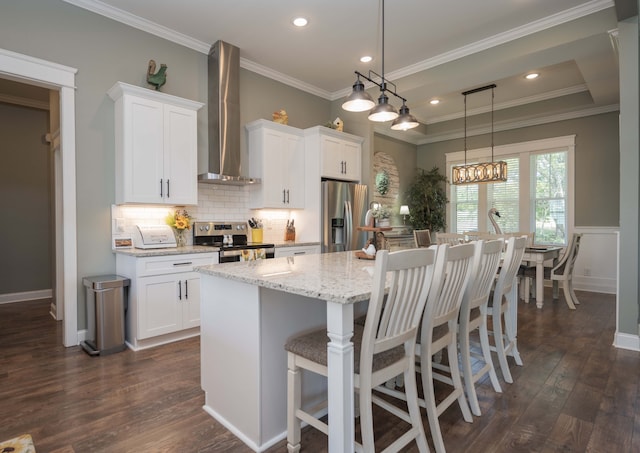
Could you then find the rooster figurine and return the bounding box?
[147,60,167,91]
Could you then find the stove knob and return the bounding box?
[237,224,245,230]
[205,225,210,231]
[199,225,205,231]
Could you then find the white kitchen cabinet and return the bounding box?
[274,244,321,257]
[247,119,305,208]
[305,126,363,182]
[116,251,217,350]
[108,82,204,205]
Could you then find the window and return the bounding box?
[446,136,574,245]
[532,152,567,245]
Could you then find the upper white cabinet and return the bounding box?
[247,119,305,209]
[108,82,204,205]
[305,126,363,182]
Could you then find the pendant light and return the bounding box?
[342,0,418,130]
[341,74,375,112]
[391,101,419,130]
[452,84,508,185]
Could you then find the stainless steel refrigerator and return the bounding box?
[322,180,368,253]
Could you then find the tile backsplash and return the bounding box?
[111,183,307,248]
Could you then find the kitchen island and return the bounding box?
[196,251,377,452]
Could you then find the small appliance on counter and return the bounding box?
[132,224,177,249]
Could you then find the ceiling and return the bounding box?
[5,0,632,145]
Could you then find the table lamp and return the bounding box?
[400,205,410,225]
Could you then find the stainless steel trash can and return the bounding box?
[81,275,130,356]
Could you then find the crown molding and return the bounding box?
[385,0,614,83]
[414,103,619,145]
[426,85,589,124]
[239,58,332,100]
[62,0,211,53]
[64,0,615,104]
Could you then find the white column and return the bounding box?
[326,301,355,453]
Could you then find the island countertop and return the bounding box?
[195,250,378,304]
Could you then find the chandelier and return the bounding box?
[341,0,419,131]
[452,84,507,185]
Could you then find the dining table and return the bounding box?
[522,246,563,308]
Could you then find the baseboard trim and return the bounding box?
[0,289,52,305]
[573,276,616,294]
[614,332,640,351]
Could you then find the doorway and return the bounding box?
[0,48,78,346]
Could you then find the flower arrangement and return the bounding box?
[166,209,191,246]
[166,209,192,230]
[371,204,391,219]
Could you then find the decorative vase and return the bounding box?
[175,229,188,247]
[377,218,391,228]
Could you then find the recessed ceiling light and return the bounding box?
[360,56,373,63]
[525,73,539,80]
[292,17,308,27]
[430,99,440,105]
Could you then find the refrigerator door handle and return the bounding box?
[344,201,353,251]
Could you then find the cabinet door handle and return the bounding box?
[173,261,193,266]
[185,279,188,299]
[166,179,170,198]
[160,179,163,197]
[343,161,347,174]
[282,189,286,204]
[293,251,306,255]
[286,189,290,204]
[178,280,182,300]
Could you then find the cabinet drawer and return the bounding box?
[135,253,217,277]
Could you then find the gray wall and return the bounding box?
[0,0,334,326]
[0,103,51,293]
[417,111,620,227]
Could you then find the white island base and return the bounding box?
[198,252,377,452]
[200,275,331,451]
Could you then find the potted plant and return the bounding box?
[371,204,392,227]
[405,167,448,233]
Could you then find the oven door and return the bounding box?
[219,246,275,263]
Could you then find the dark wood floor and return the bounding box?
[1,289,637,452]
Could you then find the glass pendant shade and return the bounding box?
[368,92,398,122]
[342,79,376,112]
[390,104,419,130]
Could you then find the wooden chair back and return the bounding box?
[435,232,466,245]
[413,229,431,248]
[552,233,583,278]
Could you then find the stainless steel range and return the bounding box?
[193,221,275,263]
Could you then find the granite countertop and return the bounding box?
[114,245,220,257]
[196,251,379,305]
[272,241,320,248]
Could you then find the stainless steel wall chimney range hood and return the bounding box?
[198,40,259,185]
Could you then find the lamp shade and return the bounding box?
[399,205,410,215]
[342,79,376,112]
[368,92,399,122]
[391,104,419,130]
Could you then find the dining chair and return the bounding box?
[378,243,475,453]
[284,248,436,453]
[413,228,431,248]
[458,238,504,416]
[520,233,583,309]
[435,232,466,245]
[487,236,527,384]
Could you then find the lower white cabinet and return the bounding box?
[274,245,321,258]
[116,252,217,350]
